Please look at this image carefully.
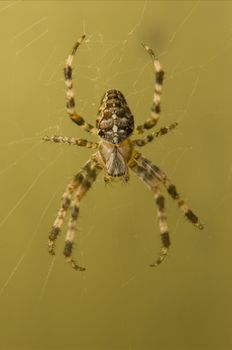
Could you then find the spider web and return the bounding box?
[0,1,232,349]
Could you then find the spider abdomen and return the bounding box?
[96,89,134,144]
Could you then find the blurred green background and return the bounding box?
[0,1,231,349]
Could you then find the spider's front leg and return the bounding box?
[129,154,170,266]
[48,175,83,256]
[135,44,164,134]
[64,156,102,270]
[129,152,204,267]
[48,156,102,270]
[64,34,96,134]
[136,155,204,230]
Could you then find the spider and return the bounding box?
[43,34,204,271]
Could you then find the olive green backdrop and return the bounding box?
[0,1,231,349]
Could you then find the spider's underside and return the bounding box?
[43,34,203,271]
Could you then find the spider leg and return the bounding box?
[48,156,101,258]
[132,122,178,147]
[63,156,102,270]
[152,183,170,266]
[135,44,164,134]
[64,34,96,134]
[129,155,170,266]
[48,175,82,256]
[43,135,98,149]
[131,153,204,230]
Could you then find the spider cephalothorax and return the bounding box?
[43,34,203,271]
[97,139,134,180]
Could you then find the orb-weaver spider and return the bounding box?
[43,35,203,270]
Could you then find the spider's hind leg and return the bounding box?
[64,34,96,134]
[135,44,164,134]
